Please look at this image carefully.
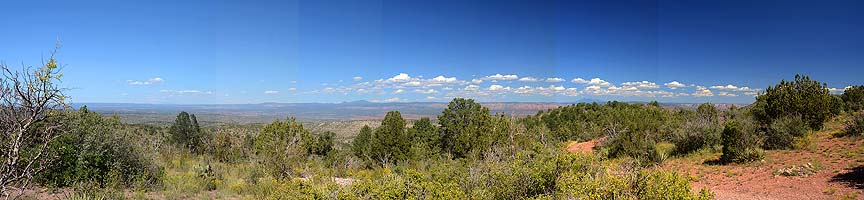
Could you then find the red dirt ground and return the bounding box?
[664,120,864,199]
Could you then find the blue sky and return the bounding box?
[1,0,862,104]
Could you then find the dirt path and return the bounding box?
[665,121,864,199]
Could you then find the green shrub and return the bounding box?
[842,85,864,111]
[673,104,722,155]
[254,117,311,179]
[763,115,810,150]
[751,74,840,130]
[169,112,207,153]
[38,107,163,188]
[720,119,764,164]
[438,98,495,158]
[844,111,864,136]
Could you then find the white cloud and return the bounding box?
[482,74,519,81]
[518,77,540,82]
[621,81,659,89]
[430,76,458,84]
[488,85,510,91]
[404,81,422,87]
[160,89,212,95]
[693,89,714,97]
[464,85,480,91]
[353,76,363,81]
[587,78,612,87]
[471,79,483,84]
[676,93,691,97]
[828,87,843,94]
[550,85,565,91]
[425,96,438,100]
[744,91,759,96]
[394,89,405,94]
[287,88,297,92]
[387,73,411,82]
[415,89,438,94]
[695,85,707,90]
[127,77,165,85]
[546,77,565,83]
[718,92,738,97]
[264,90,279,94]
[562,88,580,96]
[710,84,755,92]
[664,81,686,89]
[571,78,589,84]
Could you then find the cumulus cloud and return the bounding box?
[664,81,686,89]
[471,79,483,84]
[263,90,279,94]
[430,76,458,84]
[353,76,363,81]
[160,89,212,95]
[464,85,480,91]
[482,74,519,81]
[518,77,540,82]
[710,84,755,92]
[717,92,738,97]
[387,73,411,82]
[488,85,510,91]
[394,89,405,94]
[127,77,164,85]
[404,81,422,87]
[693,89,714,97]
[415,89,438,94]
[621,81,659,89]
[571,78,589,84]
[586,78,612,87]
[545,77,565,83]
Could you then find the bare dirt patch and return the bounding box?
[665,121,864,200]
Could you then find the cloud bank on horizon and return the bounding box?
[115,73,852,104]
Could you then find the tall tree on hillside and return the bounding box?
[0,45,68,199]
[352,125,373,160]
[169,111,204,153]
[438,98,493,158]
[409,118,440,158]
[370,111,410,165]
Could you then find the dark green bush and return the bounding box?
[763,115,809,150]
[438,98,495,158]
[169,112,207,153]
[844,111,864,137]
[751,74,840,130]
[720,118,764,164]
[38,107,163,188]
[254,117,311,179]
[843,85,864,111]
[673,103,722,155]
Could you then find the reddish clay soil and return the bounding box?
[664,122,864,199]
[565,137,607,153]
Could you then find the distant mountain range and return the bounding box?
[73,100,746,124]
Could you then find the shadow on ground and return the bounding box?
[831,166,864,189]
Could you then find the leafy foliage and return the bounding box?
[370,111,411,165]
[672,103,722,155]
[843,111,864,137]
[38,107,163,188]
[720,117,764,164]
[169,112,205,153]
[438,98,495,158]
[763,115,809,150]
[751,74,841,130]
[253,117,311,179]
[843,85,864,112]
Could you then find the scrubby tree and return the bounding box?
[0,46,68,198]
[751,74,840,130]
[254,117,311,179]
[352,125,373,160]
[673,103,722,155]
[438,98,494,158]
[409,118,440,158]
[720,117,763,164]
[842,85,864,111]
[169,112,205,153]
[370,111,410,165]
[307,131,335,156]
